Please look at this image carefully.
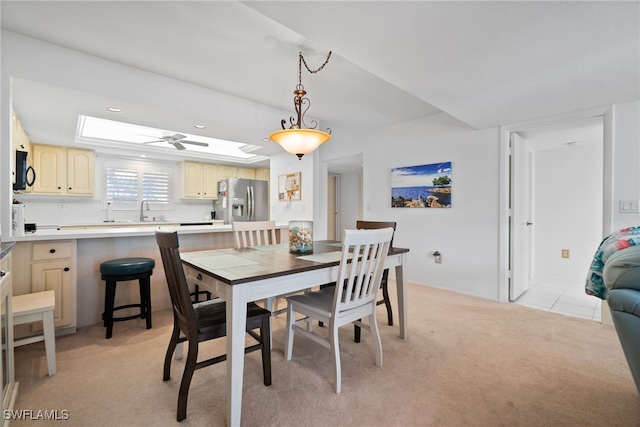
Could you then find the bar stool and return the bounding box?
[100,257,155,339]
[13,290,56,376]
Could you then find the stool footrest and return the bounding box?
[15,334,45,348]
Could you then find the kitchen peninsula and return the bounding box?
[11,223,287,334]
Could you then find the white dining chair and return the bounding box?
[232,220,285,346]
[284,227,394,393]
[233,220,278,248]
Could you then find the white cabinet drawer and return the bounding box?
[185,265,214,288]
[32,241,74,261]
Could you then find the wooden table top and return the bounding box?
[181,240,408,286]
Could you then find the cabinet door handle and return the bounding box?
[68,187,72,190]
[64,267,70,272]
[0,270,5,277]
[197,273,203,281]
[50,249,56,254]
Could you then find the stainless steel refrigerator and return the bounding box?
[213,178,269,224]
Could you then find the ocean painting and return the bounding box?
[391,162,452,208]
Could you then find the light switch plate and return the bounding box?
[619,200,640,213]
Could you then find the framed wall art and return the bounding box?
[391,162,452,208]
[278,172,301,201]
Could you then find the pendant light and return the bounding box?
[269,51,332,160]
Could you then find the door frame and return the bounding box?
[498,106,614,303]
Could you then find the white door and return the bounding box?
[510,133,533,300]
[327,175,338,240]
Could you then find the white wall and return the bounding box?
[360,113,501,300]
[533,143,603,280]
[268,151,315,223]
[338,172,361,232]
[610,101,640,230]
[342,101,638,302]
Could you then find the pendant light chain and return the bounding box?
[298,51,332,86]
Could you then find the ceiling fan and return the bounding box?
[141,133,209,151]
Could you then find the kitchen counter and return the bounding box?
[10,221,290,242]
[10,224,233,242]
[0,242,16,259]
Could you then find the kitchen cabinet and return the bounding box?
[12,240,77,333]
[181,161,218,199]
[11,108,32,192]
[66,148,95,194]
[217,165,237,181]
[237,167,256,180]
[32,144,94,195]
[0,246,18,422]
[11,108,31,154]
[255,167,270,181]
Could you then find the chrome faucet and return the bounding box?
[140,200,150,221]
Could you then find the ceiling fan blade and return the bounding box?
[142,139,165,144]
[181,140,209,147]
[172,142,187,150]
[171,133,187,140]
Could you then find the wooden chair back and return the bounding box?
[155,231,197,337]
[356,220,396,251]
[233,220,277,248]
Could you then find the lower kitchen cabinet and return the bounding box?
[12,240,77,334]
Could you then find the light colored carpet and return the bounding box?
[12,283,640,426]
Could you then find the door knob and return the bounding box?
[526,221,533,226]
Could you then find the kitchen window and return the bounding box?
[103,160,172,209]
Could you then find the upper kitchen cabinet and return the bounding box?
[181,161,218,200]
[254,168,270,182]
[11,108,31,154]
[31,144,95,195]
[236,167,256,180]
[11,108,32,190]
[217,165,237,181]
[67,148,95,194]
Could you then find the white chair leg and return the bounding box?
[284,304,295,361]
[370,312,383,367]
[42,310,56,376]
[329,322,341,393]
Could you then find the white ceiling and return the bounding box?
[2,1,638,172]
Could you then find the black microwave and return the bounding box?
[13,151,36,191]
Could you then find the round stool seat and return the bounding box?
[100,257,155,277]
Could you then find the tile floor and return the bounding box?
[514,277,601,322]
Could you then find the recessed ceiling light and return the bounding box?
[194,125,206,129]
[106,107,122,112]
[261,137,270,142]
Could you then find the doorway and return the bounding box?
[327,174,339,240]
[509,116,604,320]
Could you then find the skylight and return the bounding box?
[76,115,268,163]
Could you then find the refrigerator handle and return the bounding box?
[250,186,255,220]
[247,186,253,220]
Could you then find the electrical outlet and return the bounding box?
[561,249,570,259]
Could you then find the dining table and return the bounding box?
[180,239,409,426]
